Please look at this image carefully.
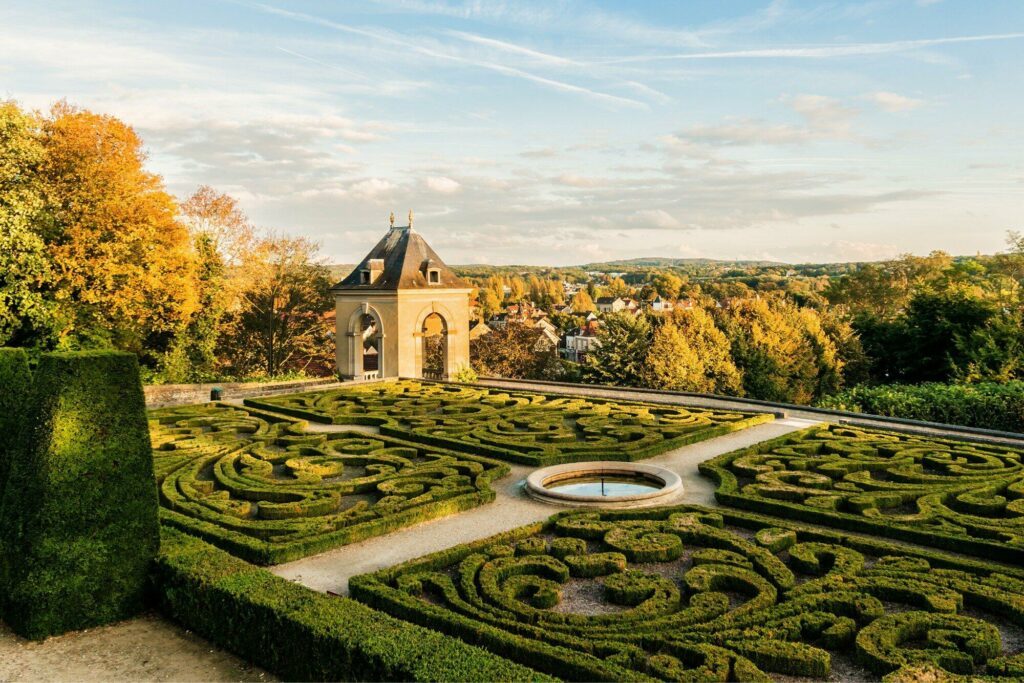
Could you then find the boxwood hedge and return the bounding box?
[150,402,508,564]
[351,504,1024,681]
[699,423,1024,564]
[245,379,774,466]
[0,351,159,639]
[0,347,31,495]
[154,526,547,682]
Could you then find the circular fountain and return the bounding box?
[525,461,682,508]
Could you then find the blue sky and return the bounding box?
[1,1,1022,265]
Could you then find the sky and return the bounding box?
[1,1,1022,266]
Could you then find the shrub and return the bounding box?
[150,401,508,564]
[245,379,773,466]
[0,347,31,494]
[154,526,546,681]
[817,381,1024,433]
[350,503,1024,681]
[699,423,1024,564]
[0,351,159,639]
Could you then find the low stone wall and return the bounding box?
[144,378,340,408]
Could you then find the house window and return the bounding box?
[360,270,371,284]
[428,269,440,284]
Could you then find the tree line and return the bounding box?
[0,100,333,382]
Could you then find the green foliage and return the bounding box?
[471,321,560,380]
[582,311,652,387]
[700,423,1024,563]
[0,101,59,348]
[642,307,743,394]
[155,526,546,682]
[0,347,31,495]
[351,504,1024,681]
[450,364,479,383]
[150,401,507,564]
[246,379,772,467]
[818,381,1024,432]
[0,351,159,639]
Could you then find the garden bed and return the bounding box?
[244,380,774,466]
[699,423,1024,564]
[350,504,1024,681]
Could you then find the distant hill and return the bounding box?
[581,257,783,269]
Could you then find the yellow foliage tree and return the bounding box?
[40,102,196,351]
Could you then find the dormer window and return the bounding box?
[428,268,441,284]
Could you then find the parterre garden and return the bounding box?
[244,380,773,466]
[6,358,1024,681]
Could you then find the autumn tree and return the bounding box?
[220,236,333,377]
[717,297,841,404]
[651,272,684,300]
[0,101,58,347]
[582,312,652,387]
[477,288,502,320]
[38,102,196,354]
[471,322,559,379]
[571,289,596,314]
[161,187,257,381]
[642,307,742,394]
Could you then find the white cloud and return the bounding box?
[349,178,396,199]
[631,209,683,230]
[866,91,925,112]
[425,176,461,194]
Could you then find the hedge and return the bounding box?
[0,347,31,495]
[699,422,1024,564]
[154,526,547,681]
[817,381,1024,433]
[150,401,508,564]
[351,503,1024,680]
[0,351,159,639]
[245,379,774,466]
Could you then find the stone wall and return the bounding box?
[144,378,340,409]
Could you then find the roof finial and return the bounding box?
[389,211,395,228]
[408,209,414,229]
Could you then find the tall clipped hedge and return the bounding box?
[817,381,1024,432]
[0,351,160,639]
[0,347,31,494]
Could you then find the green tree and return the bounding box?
[0,102,58,347]
[583,312,652,387]
[642,307,742,394]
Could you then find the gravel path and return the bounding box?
[0,613,273,682]
[270,418,819,595]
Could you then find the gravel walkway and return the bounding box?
[270,418,819,595]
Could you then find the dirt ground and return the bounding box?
[0,612,274,682]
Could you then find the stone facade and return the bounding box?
[332,218,472,379]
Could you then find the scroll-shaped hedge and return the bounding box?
[0,351,159,640]
[700,423,1024,563]
[150,402,507,564]
[351,504,1024,681]
[245,379,773,466]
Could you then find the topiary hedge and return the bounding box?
[154,526,548,681]
[0,347,31,495]
[699,423,1024,564]
[817,381,1024,433]
[150,402,508,564]
[0,351,159,639]
[350,504,1024,681]
[245,379,774,466]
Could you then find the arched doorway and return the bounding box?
[359,313,382,379]
[420,312,447,379]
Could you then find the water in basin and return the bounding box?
[546,475,662,497]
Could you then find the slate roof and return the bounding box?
[333,225,471,291]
